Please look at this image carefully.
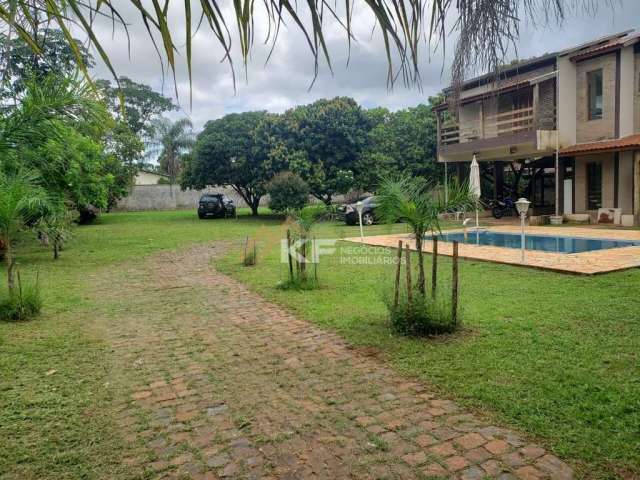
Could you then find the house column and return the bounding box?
[493,161,504,200]
[634,151,640,226]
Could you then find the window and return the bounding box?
[587,69,603,120]
[586,162,602,210]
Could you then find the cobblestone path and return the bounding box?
[101,244,573,480]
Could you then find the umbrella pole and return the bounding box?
[475,208,479,229]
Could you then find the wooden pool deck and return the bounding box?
[344,226,640,275]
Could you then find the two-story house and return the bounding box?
[435,30,640,226]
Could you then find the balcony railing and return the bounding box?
[440,106,556,146]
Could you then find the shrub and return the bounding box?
[242,238,257,266]
[267,172,309,213]
[277,276,320,291]
[386,292,459,336]
[0,273,42,321]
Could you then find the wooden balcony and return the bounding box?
[439,106,556,146]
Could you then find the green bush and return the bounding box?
[386,292,459,336]
[277,276,320,291]
[0,275,42,321]
[267,171,309,213]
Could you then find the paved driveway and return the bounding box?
[102,244,572,479]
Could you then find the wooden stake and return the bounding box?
[243,236,248,264]
[313,237,318,282]
[431,234,438,299]
[253,239,257,265]
[452,240,459,325]
[405,244,412,304]
[394,240,403,307]
[286,229,294,281]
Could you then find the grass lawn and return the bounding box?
[1,209,638,479]
[218,224,640,478]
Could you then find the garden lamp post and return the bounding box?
[356,200,364,243]
[515,198,531,263]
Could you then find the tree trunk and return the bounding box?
[405,245,412,304]
[300,236,307,280]
[394,240,403,307]
[231,185,261,216]
[54,242,59,260]
[286,229,294,281]
[431,235,438,299]
[6,242,15,293]
[250,200,260,216]
[415,234,425,296]
[452,241,459,325]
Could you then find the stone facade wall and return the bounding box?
[536,79,556,130]
[576,52,617,143]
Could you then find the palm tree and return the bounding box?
[286,204,326,282]
[376,176,473,296]
[145,118,194,195]
[0,170,49,292]
[0,1,605,99]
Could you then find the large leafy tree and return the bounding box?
[0,27,93,102]
[97,77,176,138]
[183,111,280,216]
[357,99,441,190]
[284,97,370,204]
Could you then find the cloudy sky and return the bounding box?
[86,1,639,131]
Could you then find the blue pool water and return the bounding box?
[437,231,640,254]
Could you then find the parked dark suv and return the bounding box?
[340,196,377,226]
[198,193,236,219]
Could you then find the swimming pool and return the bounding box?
[437,230,640,254]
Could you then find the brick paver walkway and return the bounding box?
[102,244,573,479]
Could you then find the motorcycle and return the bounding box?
[489,197,517,219]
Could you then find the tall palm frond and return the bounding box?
[0,74,106,156]
[145,117,194,190]
[377,174,473,295]
[0,169,49,291]
[0,1,608,102]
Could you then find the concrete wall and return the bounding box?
[574,160,586,213]
[575,52,617,143]
[557,55,577,146]
[114,185,344,211]
[134,171,167,185]
[635,151,640,224]
[635,52,640,133]
[619,46,635,137]
[114,185,268,211]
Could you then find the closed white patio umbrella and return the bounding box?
[469,155,481,229]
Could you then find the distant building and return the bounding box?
[134,169,170,185]
[435,30,640,226]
